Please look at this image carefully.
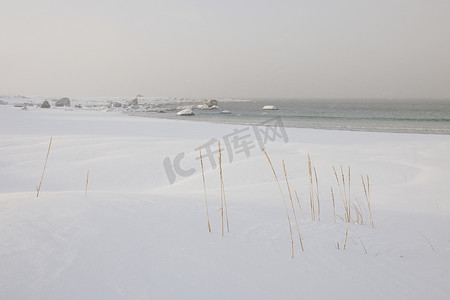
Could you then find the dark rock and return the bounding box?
[41,100,51,108]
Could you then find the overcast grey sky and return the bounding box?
[1,0,449,99]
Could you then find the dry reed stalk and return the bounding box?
[367,175,372,227]
[361,175,374,228]
[418,232,436,251]
[199,150,211,233]
[36,137,52,198]
[331,187,336,223]
[283,161,304,251]
[308,154,315,221]
[353,231,368,254]
[262,149,294,258]
[223,181,229,233]
[341,166,350,222]
[294,190,305,219]
[356,199,366,225]
[352,204,364,225]
[348,166,351,222]
[333,166,348,222]
[314,167,320,221]
[219,141,224,236]
[218,141,229,235]
[343,229,349,250]
[85,170,89,198]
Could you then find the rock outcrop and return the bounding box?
[201,99,218,107]
[41,100,51,108]
[55,98,71,107]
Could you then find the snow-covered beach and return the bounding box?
[1,103,450,299]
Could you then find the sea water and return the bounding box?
[137,99,450,135]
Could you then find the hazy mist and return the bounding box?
[1,0,449,99]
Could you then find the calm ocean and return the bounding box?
[138,99,450,135]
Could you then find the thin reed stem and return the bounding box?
[308,154,315,221]
[283,161,304,251]
[294,190,305,219]
[218,141,229,235]
[85,170,89,198]
[222,180,229,233]
[353,231,368,254]
[418,232,436,251]
[367,175,373,228]
[333,166,347,222]
[362,174,374,228]
[343,229,349,249]
[348,166,351,223]
[262,149,294,258]
[314,167,320,221]
[199,150,211,232]
[341,166,349,222]
[36,137,52,198]
[331,187,336,223]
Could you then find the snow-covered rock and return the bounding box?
[197,99,219,109]
[125,98,139,107]
[176,108,195,116]
[197,104,219,110]
[201,99,218,107]
[263,105,279,110]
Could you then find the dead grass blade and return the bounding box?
[308,154,315,221]
[262,148,294,258]
[331,187,336,223]
[314,166,320,221]
[218,141,229,235]
[343,228,349,250]
[200,150,211,232]
[352,230,368,254]
[362,174,374,228]
[36,137,52,198]
[418,231,436,251]
[283,161,304,251]
[294,190,305,219]
[85,170,89,198]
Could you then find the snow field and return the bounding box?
[1,105,450,299]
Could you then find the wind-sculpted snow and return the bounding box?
[1,105,450,299]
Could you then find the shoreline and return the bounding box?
[2,96,450,136]
[128,110,450,136]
